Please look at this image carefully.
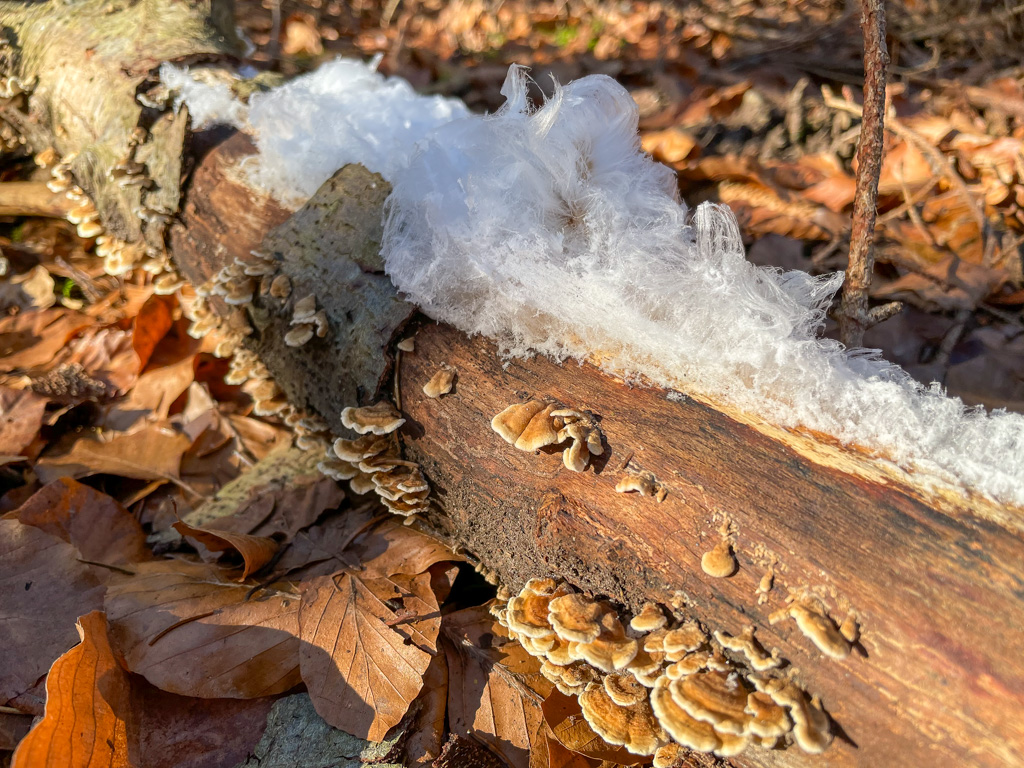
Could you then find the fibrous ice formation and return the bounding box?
[160,58,468,206]
[383,65,1024,507]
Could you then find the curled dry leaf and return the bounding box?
[0,519,106,705]
[172,520,279,580]
[441,604,553,768]
[297,572,435,741]
[105,560,302,699]
[12,477,149,565]
[11,612,130,768]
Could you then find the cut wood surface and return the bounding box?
[167,130,1024,768]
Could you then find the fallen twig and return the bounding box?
[838,0,902,348]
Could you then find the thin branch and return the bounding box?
[838,0,902,348]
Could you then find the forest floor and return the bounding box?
[1,1,1023,766]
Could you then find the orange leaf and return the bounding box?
[0,308,92,374]
[173,520,279,580]
[405,651,449,766]
[11,611,131,768]
[131,294,175,372]
[298,572,433,741]
[105,560,301,698]
[12,477,150,565]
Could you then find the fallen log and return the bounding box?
[168,130,1024,768]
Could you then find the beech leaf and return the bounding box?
[173,519,279,580]
[441,604,553,768]
[0,519,106,704]
[11,477,150,565]
[298,572,434,741]
[11,611,131,768]
[105,560,302,698]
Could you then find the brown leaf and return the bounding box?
[11,477,150,565]
[0,386,47,455]
[126,676,276,768]
[542,690,646,765]
[11,612,131,768]
[0,308,92,373]
[442,604,553,768]
[0,711,33,751]
[105,559,302,698]
[173,520,280,580]
[349,516,463,579]
[405,651,449,767]
[0,519,106,704]
[545,736,600,768]
[298,572,433,741]
[98,355,196,433]
[36,421,191,484]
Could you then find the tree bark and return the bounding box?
[169,132,1024,768]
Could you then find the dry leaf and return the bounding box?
[0,519,106,704]
[0,308,92,373]
[542,690,645,765]
[99,355,196,433]
[173,520,279,580]
[126,676,276,768]
[348,516,463,579]
[298,572,434,741]
[442,604,553,768]
[0,386,47,455]
[11,477,150,565]
[0,711,33,751]
[131,294,176,372]
[105,559,302,698]
[36,422,191,484]
[405,651,449,766]
[11,612,131,768]
[0,265,55,312]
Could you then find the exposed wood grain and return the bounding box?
[170,130,1024,768]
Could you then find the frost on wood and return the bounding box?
[160,58,468,206]
[383,65,1024,507]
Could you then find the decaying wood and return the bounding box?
[168,133,1024,768]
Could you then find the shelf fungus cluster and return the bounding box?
[493,578,833,761]
[318,402,431,517]
[46,154,104,239]
[491,400,604,472]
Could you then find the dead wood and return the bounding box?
[168,131,1024,768]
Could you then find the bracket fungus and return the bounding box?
[491,399,604,472]
[770,601,851,661]
[701,540,737,578]
[422,366,456,399]
[498,578,834,759]
[319,403,428,517]
[340,402,406,436]
[579,681,669,756]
